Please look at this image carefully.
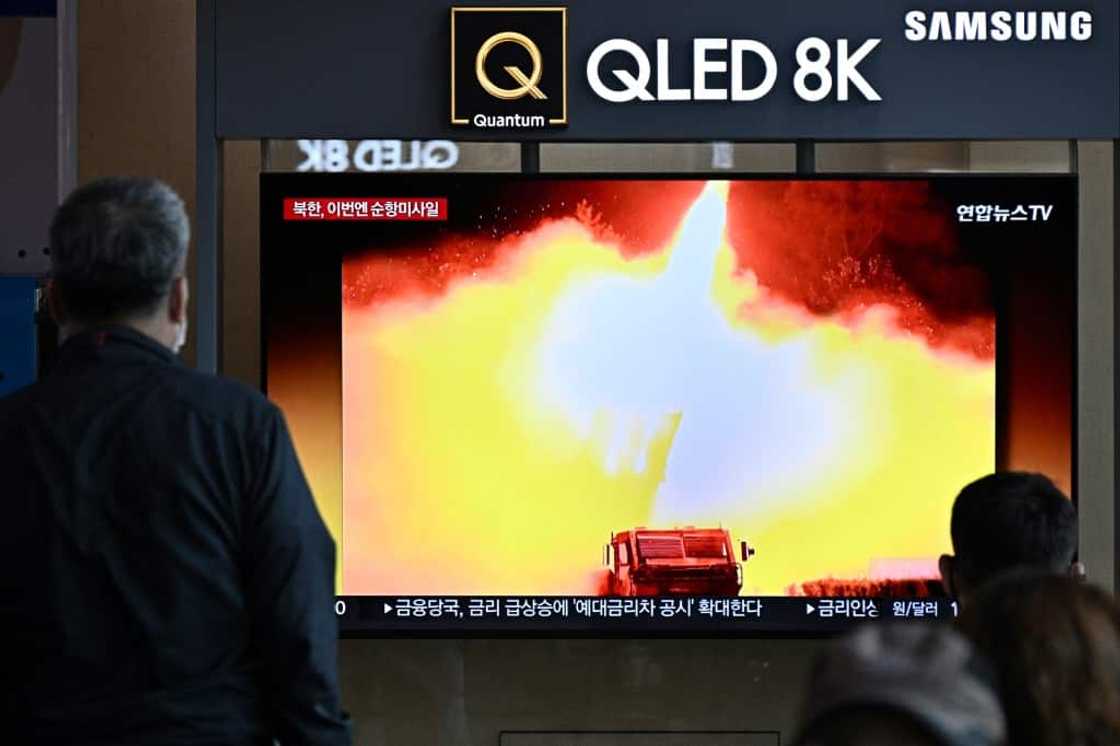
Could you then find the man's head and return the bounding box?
[940,472,1077,605]
[48,177,190,352]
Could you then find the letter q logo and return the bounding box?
[450,7,567,127]
[476,31,547,100]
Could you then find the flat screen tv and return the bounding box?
[261,173,1075,634]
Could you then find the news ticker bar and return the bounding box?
[335,596,959,633]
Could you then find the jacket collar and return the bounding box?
[54,325,180,372]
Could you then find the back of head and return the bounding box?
[950,472,1076,589]
[959,572,1120,746]
[49,177,189,325]
[795,622,1005,746]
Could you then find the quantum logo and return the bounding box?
[475,32,546,100]
[451,7,567,128]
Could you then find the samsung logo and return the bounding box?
[905,10,1093,42]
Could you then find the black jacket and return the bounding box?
[0,327,351,746]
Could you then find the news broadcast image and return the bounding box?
[262,175,1074,633]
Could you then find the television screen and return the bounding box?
[262,174,1075,634]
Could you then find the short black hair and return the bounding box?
[950,472,1076,586]
[49,177,189,322]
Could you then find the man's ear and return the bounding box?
[939,554,956,598]
[46,278,66,325]
[168,275,189,325]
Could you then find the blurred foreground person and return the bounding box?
[940,472,1078,606]
[960,573,1120,746]
[795,623,1005,746]
[0,178,350,745]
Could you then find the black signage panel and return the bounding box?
[451,7,567,128]
[214,1,1119,141]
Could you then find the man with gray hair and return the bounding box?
[0,178,350,745]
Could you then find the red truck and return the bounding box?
[603,527,755,597]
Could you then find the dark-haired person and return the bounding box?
[959,572,1120,746]
[0,178,350,745]
[939,471,1078,606]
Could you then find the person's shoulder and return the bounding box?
[161,366,280,430]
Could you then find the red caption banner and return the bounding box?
[283,197,448,221]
